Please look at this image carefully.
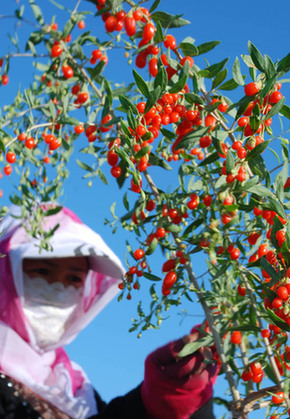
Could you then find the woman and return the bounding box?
[0,204,219,418]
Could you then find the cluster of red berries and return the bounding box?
[89,49,107,66]
[0,130,63,189]
[110,89,227,186]
[248,209,287,262]
[241,361,264,384]
[118,248,148,299]
[73,114,113,145]
[264,266,290,327]
[161,251,187,296]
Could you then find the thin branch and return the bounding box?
[3,53,48,59]
[5,122,53,148]
[269,160,290,174]
[200,88,237,144]
[62,44,103,100]
[143,169,242,409]
[239,270,290,411]
[0,14,39,28]
[1,105,45,130]
[72,0,82,15]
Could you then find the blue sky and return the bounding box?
[0,0,289,417]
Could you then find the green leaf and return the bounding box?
[212,68,228,89]
[280,104,290,119]
[262,97,285,120]
[225,149,234,173]
[179,42,198,57]
[48,100,56,120]
[116,158,128,189]
[9,194,23,206]
[178,335,214,357]
[153,20,165,44]
[197,41,220,55]
[151,11,190,28]
[76,159,94,172]
[104,78,112,108]
[57,116,80,125]
[115,148,135,171]
[245,140,271,161]
[219,78,240,91]
[163,223,182,233]
[277,53,290,77]
[133,69,150,98]
[264,363,279,384]
[0,139,6,155]
[275,155,289,187]
[118,95,138,114]
[249,113,260,131]
[239,176,259,191]
[143,272,162,281]
[101,95,110,120]
[183,218,203,236]
[144,86,161,114]
[149,0,161,12]
[199,58,229,79]
[127,108,137,130]
[271,216,284,250]
[15,6,25,19]
[149,153,172,170]
[97,168,108,185]
[169,60,189,93]
[260,257,280,284]
[184,93,204,105]
[198,151,219,166]
[248,155,267,178]
[146,237,158,255]
[26,41,36,56]
[123,192,129,211]
[154,63,167,93]
[232,57,245,86]
[28,0,44,26]
[120,120,132,138]
[86,61,105,80]
[259,75,277,99]
[228,325,260,332]
[135,145,151,159]
[241,54,255,68]
[267,308,290,332]
[177,126,209,149]
[264,55,277,80]
[25,31,45,50]
[71,43,85,60]
[44,206,62,216]
[248,41,265,72]
[267,197,286,219]
[248,185,276,199]
[62,15,78,38]
[160,127,177,140]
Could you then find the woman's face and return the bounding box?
[23,257,89,289]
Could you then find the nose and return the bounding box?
[44,269,70,287]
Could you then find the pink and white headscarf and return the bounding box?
[0,204,125,418]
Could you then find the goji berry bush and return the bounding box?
[0,0,289,417]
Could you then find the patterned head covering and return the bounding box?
[0,204,125,418]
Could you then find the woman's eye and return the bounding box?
[33,268,49,276]
[69,275,83,284]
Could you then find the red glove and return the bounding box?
[141,324,220,419]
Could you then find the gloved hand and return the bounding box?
[141,324,220,419]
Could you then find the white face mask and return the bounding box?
[22,273,83,350]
